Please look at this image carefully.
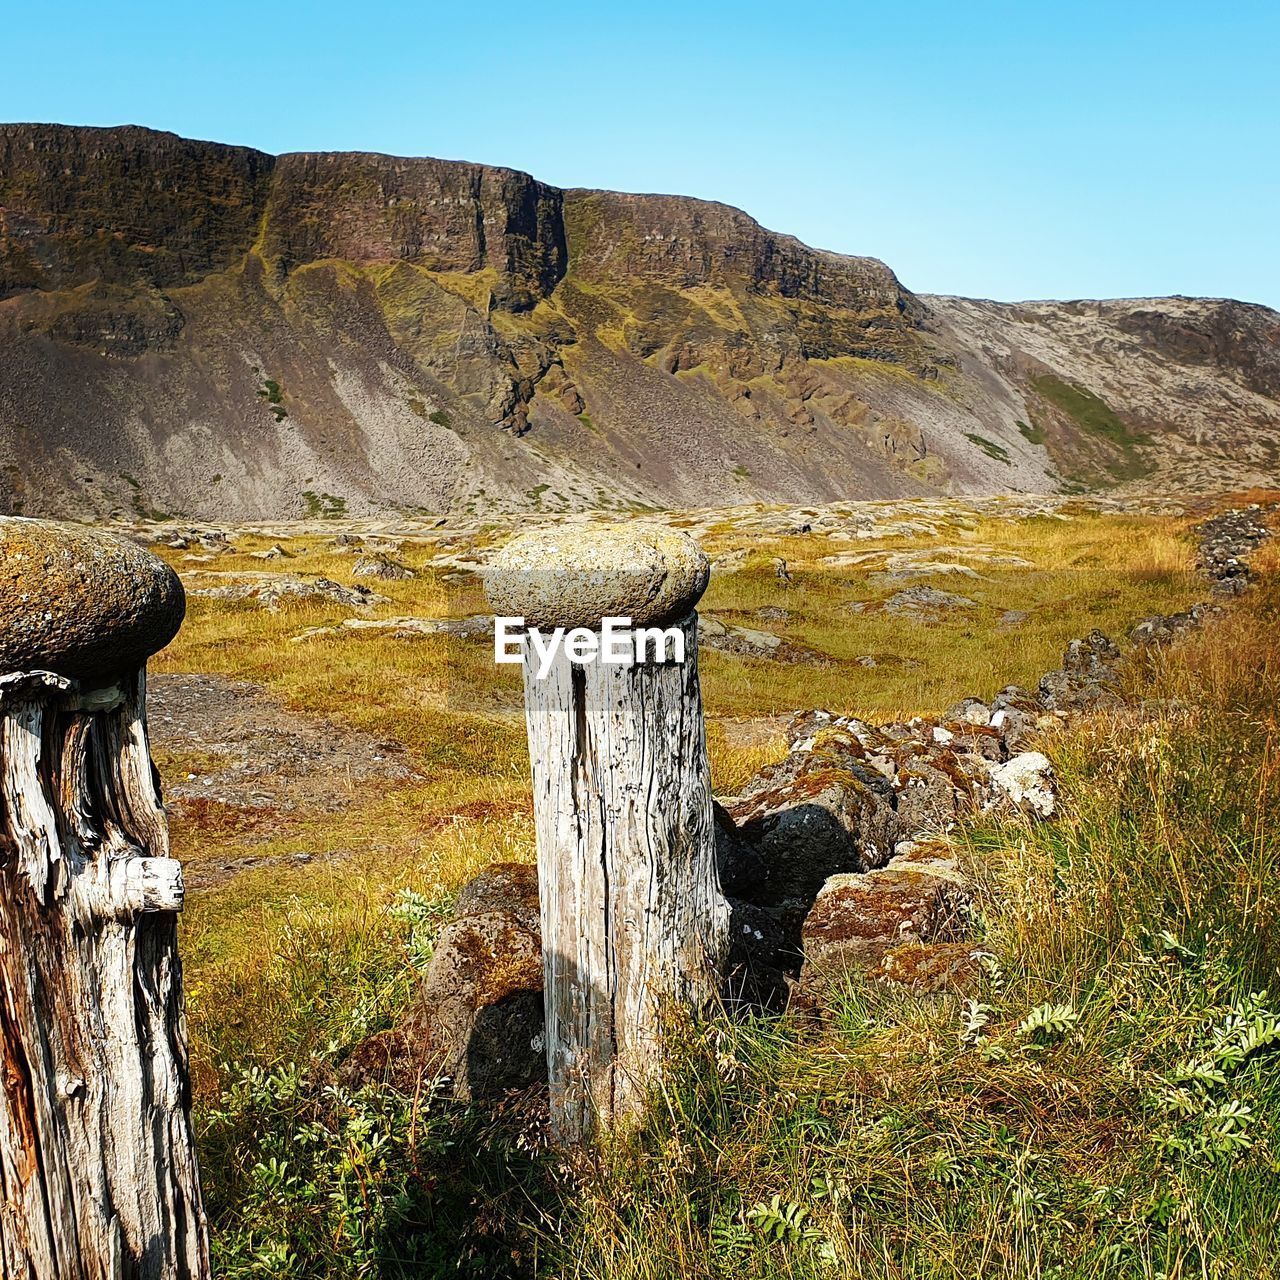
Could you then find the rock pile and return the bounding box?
[187,574,388,611]
[149,527,233,555]
[714,688,1053,1004]
[1196,504,1276,594]
[352,552,416,580]
[1037,630,1122,712]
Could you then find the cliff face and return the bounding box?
[261,152,566,309]
[0,125,273,294]
[0,123,1276,521]
[563,190,916,315]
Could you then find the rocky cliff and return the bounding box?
[1,123,1277,519]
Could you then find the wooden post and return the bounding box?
[486,524,729,1143]
[0,519,210,1280]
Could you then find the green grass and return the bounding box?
[1032,374,1153,483]
[300,490,348,519]
[258,378,287,419]
[964,432,1012,464]
[1017,419,1045,445]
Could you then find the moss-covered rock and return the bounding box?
[0,517,184,679]
[799,853,970,995]
[342,867,545,1100]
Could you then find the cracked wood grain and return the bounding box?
[522,613,729,1143]
[0,668,209,1280]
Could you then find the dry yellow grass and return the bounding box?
[148,505,1205,1090]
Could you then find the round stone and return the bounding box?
[484,523,710,631]
[0,518,185,680]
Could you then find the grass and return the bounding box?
[300,490,348,519]
[258,378,288,422]
[964,432,1012,464]
[1032,374,1152,483]
[144,502,1278,1277]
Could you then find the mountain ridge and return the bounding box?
[2,123,1277,519]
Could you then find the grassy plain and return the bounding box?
[139,498,1280,1278]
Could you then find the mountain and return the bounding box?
[2,123,1277,520]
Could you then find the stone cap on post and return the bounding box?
[0,518,185,680]
[483,523,710,631]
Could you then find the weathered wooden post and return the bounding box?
[485,524,729,1143]
[0,519,209,1279]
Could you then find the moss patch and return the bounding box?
[1032,373,1152,482]
[300,491,347,519]
[963,433,1011,464]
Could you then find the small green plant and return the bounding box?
[1017,1000,1080,1046]
[709,1216,753,1273]
[1017,418,1046,444]
[959,998,995,1046]
[925,1148,967,1187]
[257,378,288,422]
[964,432,1012,464]
[1154,991,1280,1160]
[745,1194,810,1245]
[386,888,448,970]
[428,409,451,427]
[201,1060,457,1278]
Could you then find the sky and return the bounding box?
[3,0,1277,307]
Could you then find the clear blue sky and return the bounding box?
[4,0,1277,306]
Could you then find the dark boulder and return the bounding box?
[343,866,546,1099]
